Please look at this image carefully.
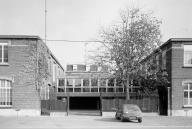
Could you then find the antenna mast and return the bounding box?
[45,0,47,44]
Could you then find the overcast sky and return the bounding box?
[0,0,192,68]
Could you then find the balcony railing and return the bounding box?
[58,86,124,93]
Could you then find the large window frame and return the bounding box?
[184,45,192,67]
[0,79,12,107]
[0,43,8,64]
[162,50,166,69]
[183,82,192,107]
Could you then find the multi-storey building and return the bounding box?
[142,38,192,116]
[57,64,125,112]
[56,64,158,115]
[0,35,64,116]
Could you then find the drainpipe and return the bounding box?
[167,87,172,116]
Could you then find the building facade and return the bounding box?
[0,35,64,116]
[56,64,158,115]
[142,38,192,116]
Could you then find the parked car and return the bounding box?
[115,104,142,122]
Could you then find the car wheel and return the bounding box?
[115,114,120,120]
[120,116,124,122]
[138,118,142,123]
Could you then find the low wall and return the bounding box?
[169,109,192,116]
[0,109,41,116]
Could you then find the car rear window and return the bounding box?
[123,105,140,112]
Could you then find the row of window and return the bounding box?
[58,87,124,93]
[67,65,108,72]
[58,78,120,87]
[0,78,192,107]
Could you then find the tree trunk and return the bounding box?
[126,74,130,100]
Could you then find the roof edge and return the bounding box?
[0,35,40,39]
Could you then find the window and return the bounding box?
[83,79,89,86]
[75,79,81,87]
[162,51,166,69]
[184,45,192,66]
[91,79,98,86]
[108,78,114,87]
[58,79,65,86]
[0,79,12,107]
[40,85,49,100]
[156,55,160,66]
[100,79,106,86]
[67,79,73,86]
[0,43,8,64]
[183,82,192,106]
[86,65,90,71]
[73,65,77,71]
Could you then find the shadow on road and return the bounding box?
[94,117,139,123]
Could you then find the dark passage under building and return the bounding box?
[69,97,100,110]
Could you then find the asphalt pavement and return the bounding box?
[0,115,192,129]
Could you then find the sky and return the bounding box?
[0,0,192,68]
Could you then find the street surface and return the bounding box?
[0,115,192,129]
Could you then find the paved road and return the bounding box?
[0,115,192,129]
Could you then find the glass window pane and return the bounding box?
[67,79,73,86]
[183,83,188,90]
[0,46,2,62]
[1,80,5,87]
[162,51,166,69]
[75,79,81,87]
[100,79,106,86]
[3,45,8,62]
[108,78,114,86]
[190,92,192,98]
[184,98,188,105]
[190,84,192,90]
[184,91,188,98]
[91,79,98,86]
[58,79,65,86]
[83,79,89,86]
[190,98,192,105]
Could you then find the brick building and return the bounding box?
[142,38,192,116]
[56,64,158,115]
[0,35,64,116]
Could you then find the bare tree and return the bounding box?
[93,8,162,100]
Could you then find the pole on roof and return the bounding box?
[45,0,47,44]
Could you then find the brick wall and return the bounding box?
[0,39,40,110]
[171,41,192,113]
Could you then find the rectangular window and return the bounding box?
[83,79,89,86]
[184,45,192,66]
[183,82,192,106]
[0,43,8,64]
[73,65,77,71]
[66,79,73,86]
[91,79,98,86]
[100,79,106,86]
[162,51,166,69]
[156,55,159,67]
[0,80,12,107]
[75,79,81,87]
[108,78,114,87]
[58,79,65,86]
